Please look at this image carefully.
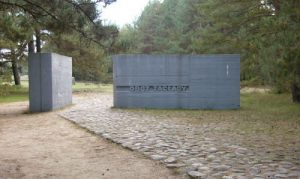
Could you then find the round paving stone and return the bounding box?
[206,154,216,161]
[187,171,205,179]
[213,165,231,172]
[164,157,177,164]
[191,163,204,168]
[208,147,218,153]
[150,155,167,161]
[166,163,186,168]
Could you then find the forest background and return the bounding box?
[0,0,299,102]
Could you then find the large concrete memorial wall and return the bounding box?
[113,54,240,109]
[29,53,72,112]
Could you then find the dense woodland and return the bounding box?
[0,0,299,102]
[116,0,300,102]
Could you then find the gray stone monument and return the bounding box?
[113,54,240,109]
[28,53,72,112]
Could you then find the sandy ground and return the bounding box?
[240,87,271,93]
[0,101,182,179]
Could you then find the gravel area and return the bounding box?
[61,93,300,179]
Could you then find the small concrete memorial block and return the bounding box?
[28,53,72,112]
[113,54,240,109]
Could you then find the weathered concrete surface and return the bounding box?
[113,54,240,109]
[28,53,72,112]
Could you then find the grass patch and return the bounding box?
[7,79,112,93]
[0,94,28,103]
[124,92,300,139]
[0,82,112,103]
[0,86,28,103]
[241,92,299,121]
[72,82,112,93]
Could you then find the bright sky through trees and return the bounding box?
[100,0,152,27]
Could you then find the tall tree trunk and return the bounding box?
[273,0,280,12]
[11,50,21,85]
[35,29,41,52]
[291,81,300,103]
[28,39,35,53]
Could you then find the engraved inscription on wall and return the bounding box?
[116,85,189,92]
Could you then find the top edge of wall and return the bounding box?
[112,54,240,58]
[28,52,72,59]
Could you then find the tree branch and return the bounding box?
[0,0,116,51]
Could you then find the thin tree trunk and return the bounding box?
[273,0,280,12]
[11,50,21,85]
[35,29,41,52]
[291,81,300,103]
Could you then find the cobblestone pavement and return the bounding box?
[61,94,300,179]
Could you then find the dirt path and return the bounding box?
[0,101,182,179]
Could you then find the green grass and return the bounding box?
[124,92,300,140]
[241,92,300,120]
[20,80,113,92]
[72,82,112,93]
[0,86,28,103]
[0,94,28,103]
[0,82,112,103]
